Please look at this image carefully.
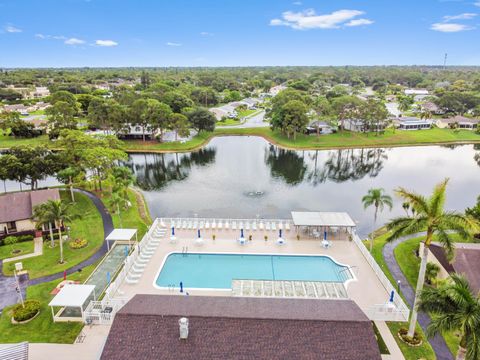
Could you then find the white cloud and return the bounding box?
[475,1,480,7]
[431,22,473,32]
[166,42,182,46]
[5,25,22,33]
[345,18,374,27]
[443,13,477,21]
[35,33,46,39]
[200,31,213,36]
[95,39,118,47]
[293,1,302,5]
[65,37,85,45]
[269,9,372,30]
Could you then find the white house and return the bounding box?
[436,116,479,130]
[395,117,432,130]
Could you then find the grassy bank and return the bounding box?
[0,241,34,260]
[0,262,97,343]
[2,190,104,278]
[394,235,474,356]
[2,127,479,153]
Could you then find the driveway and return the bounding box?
[217,110,269,129]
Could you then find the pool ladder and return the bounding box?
[182,246,189,256]
[167,284,176,292]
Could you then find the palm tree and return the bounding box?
[386,179,477,338]
[109,191,128,228]
[39,199,80,264]
[418,274,480,360]
[362,188,393,251]
[32,203,56,248]
[402,201,410,216]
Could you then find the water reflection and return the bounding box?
[265,146,307,185]
[125,148,216,191]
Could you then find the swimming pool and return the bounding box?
[155,253,352,289]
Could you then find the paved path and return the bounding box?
[383,234,453,360]
[217,110,269,129]
[0,189,114,310]
[3,238,43,263]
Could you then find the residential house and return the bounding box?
[1,104,29,114]
[421,101,444,115]
[343,119,387,133]
[117,124,156,139]
[29,86,50,99]
[209,104,237,120]
[420,242,480,293]
[395,117,432,130]
[101,294,382,360]
[435,116,479,130]
[269,84,287,96]
[0,189,60,239]
[306,120,334,135]
[404,89,429,102]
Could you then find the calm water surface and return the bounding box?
[125,137,480,236]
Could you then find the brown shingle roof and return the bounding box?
[430,243,480,293]
[101,295,381,360]
[0,189,60,223]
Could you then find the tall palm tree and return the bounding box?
[32,203,56,247]
[39,199,80,264]
[386,179,477,337]
[418,274,480,360]
[362,188,393,251]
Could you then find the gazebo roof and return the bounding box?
[291,212,356,227]
[106,229,137,241]
[49,284,96,307]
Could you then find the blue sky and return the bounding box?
[1,0,480,67]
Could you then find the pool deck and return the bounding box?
[114,227,393,316]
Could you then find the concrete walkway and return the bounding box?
[383,234,453,360]
[0,189,114,310]
[3,238,43,263]
[375,321,404,360]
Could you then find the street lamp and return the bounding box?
[397,280,401,294]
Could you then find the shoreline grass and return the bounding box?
[2,128,479,154]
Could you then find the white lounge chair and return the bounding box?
[160,219,166,227]
[182,221,188,229]
[199,221,204,229]
[265,222,271,231]
[218,221,223,230]
[239,222,244,230]
[252,222,257,231]
[205,221,210,229]
[188,221,193,230]
[211,221,217,229]
[278,222,283,230]
[259,222,264,230]
[225,221,230,229]
[127,272,142,279]
[232,221,237,230]
[193,220,198,229]
[285,222,291,231]
[125,277,139,284]
[245,222,250,230]
[271,222,276,231]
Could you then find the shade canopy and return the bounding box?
[106,229,137,242]
[291,212,356,227]
[49,284,96,308]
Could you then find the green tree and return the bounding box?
[187,108,216,132]
[425,262,440,286]
[32,203,56,247]
[361,188,393,251]
[274,100,309,140]
[145,99,172,142]
[34,200,79,263]
[83,147,127,191]
[386,179,477,337]
[398,95,414,112]
[46,101,77,131]
[56,167,81,202]
[418,274,480,360]
[169,113,190,140]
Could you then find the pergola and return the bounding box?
[105,228,138,250]
[291,211,356,240]
[49,284,96,322]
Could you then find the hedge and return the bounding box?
[0,234,34,247]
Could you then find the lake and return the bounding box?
[124,137,480,236]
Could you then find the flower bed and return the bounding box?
[398,328,423,347]
[11,300,41,323]
[69,238,88,249]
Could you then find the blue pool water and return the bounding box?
[155,253,352,289]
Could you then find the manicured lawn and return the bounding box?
[0,241,34,260]
[217,118,241,126]
[103,188,151,239]
[387,322,436,360]
[368,233,436,359]
[2,190,104,278]
[0,262,97,344]
[393,234,474,356]
[2,127,479,153]
[237,109,258,118]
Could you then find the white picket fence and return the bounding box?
[350,230,410,321]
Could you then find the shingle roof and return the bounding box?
[430,243,480,294]
[0,189,60,223]
[101,295,381,360]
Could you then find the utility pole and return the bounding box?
[443,53,448,70]
[13,270,25,308]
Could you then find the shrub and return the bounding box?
[17,235,34,243]
[398,328,423,346]
[69,238,88,249]
[12,300,41,322]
